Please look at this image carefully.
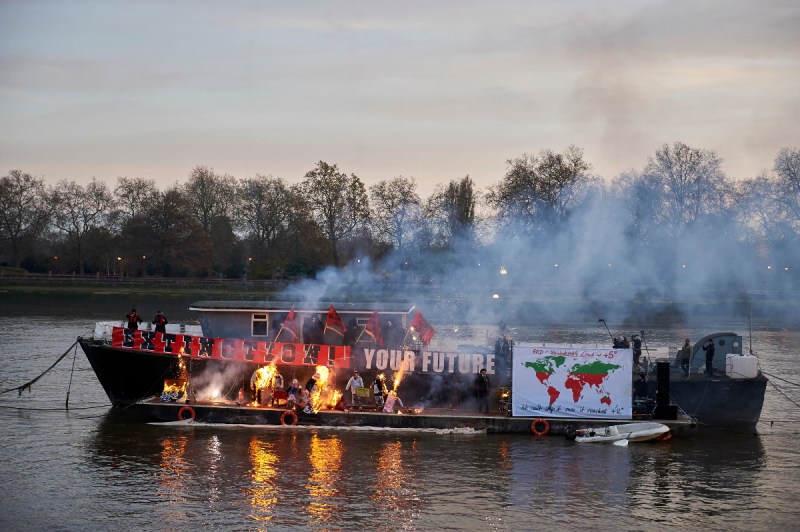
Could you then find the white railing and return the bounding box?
[92,321,204,340]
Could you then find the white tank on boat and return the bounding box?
[726,354,759,379]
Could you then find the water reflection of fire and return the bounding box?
[370,441,416,519]
[248,438,279,523]
[306,434,343,524]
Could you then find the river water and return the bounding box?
[1,312,799,531]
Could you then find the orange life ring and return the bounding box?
[280,409,298,426]
[531,418,549,436]
[178,406,195,421]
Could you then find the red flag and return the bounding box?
[278,306,298,341]
[324,304,345,338]
[411,311,436,346]
[364,309,384,347]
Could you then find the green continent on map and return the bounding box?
[563,360,621,402]
[523,356,567,385]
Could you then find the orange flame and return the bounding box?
[310,365,331,413]
[253,364,278,390]
[162,379,186,395]
[392,366,406,391]
[329,389,342,408]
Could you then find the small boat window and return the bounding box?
[252,313,269,337]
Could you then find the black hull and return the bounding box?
[80,339,178,406]
[667,374,767,431]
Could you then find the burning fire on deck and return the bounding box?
[309,365,330,413]
[161,379,187,402]
[250,363,279,406]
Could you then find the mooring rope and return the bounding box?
[762,371,800,388]
[0,339,80,396]
[766,378,800,410]
[65,341,79,410]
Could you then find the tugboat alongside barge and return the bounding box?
[77,300,765,435]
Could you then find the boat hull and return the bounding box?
[80,339,178,406]
[666,373,768,431]
[574,422,670,443]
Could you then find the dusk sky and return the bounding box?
[1,1,798,195]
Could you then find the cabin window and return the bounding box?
[252,313,269,337]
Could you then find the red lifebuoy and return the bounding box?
[280,409,298,426]
[178,406,195,421]
[531,418,549,436]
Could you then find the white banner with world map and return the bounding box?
[511,345,633,419]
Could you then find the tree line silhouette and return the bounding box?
[1,142,798,291]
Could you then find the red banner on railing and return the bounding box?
[110,327,350,368]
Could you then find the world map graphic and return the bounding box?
[523,355,622,407]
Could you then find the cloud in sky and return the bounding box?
[1,0,798,195]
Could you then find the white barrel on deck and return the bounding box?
[725,354,759,379]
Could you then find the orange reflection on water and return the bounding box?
[370,441,410,513]
[158,435,190,491]
[305,434,343,523]
[248,438,279,524]
[156,435,193,528]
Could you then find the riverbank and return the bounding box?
[1,275,798,327]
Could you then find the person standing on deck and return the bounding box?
[345,371,364,406]
[125,308,142,330]
[680,339,693,376]
[703,339,716,377]
[632,334,643,368]
[474,368,490,414]
[152,310,168,333]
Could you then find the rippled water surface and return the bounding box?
[1,314,799,530]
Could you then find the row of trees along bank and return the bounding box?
[0,143,798,292]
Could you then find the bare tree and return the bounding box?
[236,175,295,251]
[301,161,370,266]
[121,187,213,276]
[50,178,113,274]
[113,177,160,220]
[488,145,593,237]
[738,147,800,244]
[369,176,422,252]
[0,170,52,268]
[183,166,237,233]
[645,141,728,239]
[773,147,800,233]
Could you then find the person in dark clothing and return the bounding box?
[152,310,168,333]
[680,338,693,376]
[703,339,716,377]
[474,369,490,414]
[494,335,511,358]
[305,373,319,393]
[125,308,142,330]
[632,334,643,367]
